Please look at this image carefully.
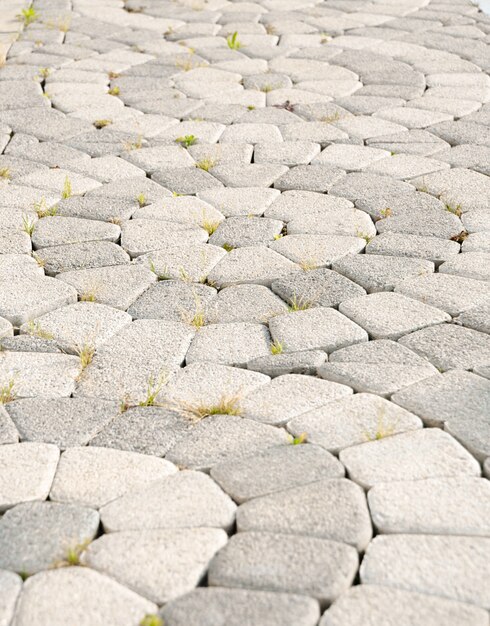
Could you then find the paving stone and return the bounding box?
[287,206,376,239]
[19,302,131,353]
[100,470,236,532]
[412,167,490,212]
[368,477,490,536]
[0,443,59,512]
[395,273,490,316]
[209,216,283,248]
[360,535,490,609]
[339,292,451,340]
[0,404,18,444]
[5,397,119,449]
[87,175,172,203]
[35,241,130,276]
[198,187,280,217]
[123,144,194,173]
[455,304,490,334]
[312,144,390,170]
[166,415,290,472]
[254,141,320,166]
[57,265,157,311]
[207,284,288,324]
[247,350,328,378]
[0,570,22,626]
[207,246,300,288]
[288,393,423,454]
[339,429,480,489]
[50,446,177,508]
[0,501,99,575]
[269,307,368,354]
[273,165,346,193]
[75,320,194,403]
[366,232,461,264]
[208,531,358,607]
[132,196,225,227]
[160,587,320,626]
[392,369,490,428]
[121,218,208,258]
[55,196,137,223]
[374,208,463,239]
[83,528,227,604]
[89,403,193,456]
[128,281,217,323]
[186,322,270,367]
[440,251,490,282]
[152,166,223,194]
[11,567,156,626]
[241,374,352,426]
[0,352,81,399]
[271,268,366,309]
[210,444,344,503]
[270,234,365,267]
[237,478,372,550]
[163,361,270,411]
[31,216,120,249]
[320,584,489,626]
[399,324,490,371]
[332,254,434,292]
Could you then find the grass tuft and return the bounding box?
[26,320,53,340]
[61,176,72,199]
[17,6,38,25]
[0,168,10,180]
[140,615,164,626]
[288,295,311,312]
[139,372,168,407]
[195,157,217,172]
[0,378,16,404]
[22,215,36,236]
[94,119,112,129]
[227,31,243,50]
[270,339,284,355]
[76,343,95,370]
[108,86,120,96]
[175,135,197,148]
[192,394,242,419]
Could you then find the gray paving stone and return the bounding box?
[247,350,327,378]
[0,405,18,444]
[32,216,120,250]
[0,443,59,512]
[207,246,300,288]
[399,324,490,371]
[375,208,463,240]
[207,284,288,325]
[340,429,480,489]
[100,470,236,532]
[288,393,423,454]
[152,166,223,194]
[0,275,77,327]
[186,322,270,367]
[270,234,365,267]
[75,320,194,403]
[332,254,434,293]
[0,501,99,575]
[128,281,217,323]
[11,567,156,626]
[57,264,157,311]
[209,216,283,248]
[210,444,344,504]
[121,218,208,258]
[135,242,227,283]
[166,415,289,472]
[455,304,490,335]
[5,397,119,449]
[273,165,346,193]
[360,535,490,609]
[269,307,368,354]
[0,570,22,626]
[89,404,194,458]
[241,374,352,426]
[237,478,372,550]
[20,302,131,353]
[35,241,130,276]
[132,196,225,227]
[83,528,227,604]
[395,273,490,317]
[160,587,320,626]
[55,196,137,223]
[412,167,490,212]
[368,477,490,536]
[198,187,280,218]
[440,252,490,282]
[339,292,451,340]
[51,446,177,509]
[0,352,81,399]
[366,232,461,264]
[208,531,358,607]
[392,369,490,428]
[87,175,172,203]
[320,584,489,626]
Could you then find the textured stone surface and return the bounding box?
[2,0,490,622]
[360,535,490,609]
[208,531,358,607]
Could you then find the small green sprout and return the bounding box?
[94,119,112,129]
[226,31,243,50]
[139,372,168,407]
[195,157,217,172]
[140,615,164,626]
[76,343,95,370]
[222,243,234,252]
[61,175,72,199]
[18,6,38,26]
[0,378,16,404]
[291,432,307,445]
[270,340,284,355]
[137,193,146,207]
[38,67,50,79]
[108,86,120,96]
[34,198,57,218]
[175,135,197,148]
[22,215,36,236]
[25,320,53,340]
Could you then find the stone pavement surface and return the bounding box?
[0,0,489,623]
